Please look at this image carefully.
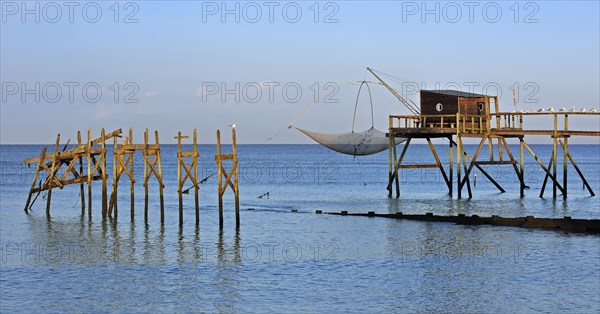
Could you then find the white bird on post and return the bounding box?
[229,123,236,128]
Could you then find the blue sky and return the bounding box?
[1,1,599,144]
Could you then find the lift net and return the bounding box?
[296,127,405,156]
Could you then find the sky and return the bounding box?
[1,0,599,144]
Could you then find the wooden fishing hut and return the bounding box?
[387,90,600,199]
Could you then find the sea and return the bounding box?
[1,144,599,313]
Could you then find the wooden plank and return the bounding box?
[397,164,438,169]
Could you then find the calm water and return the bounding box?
[1,144,599,313]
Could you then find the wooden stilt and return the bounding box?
[156,131,165,224]
[500,138,524,195]
[387,124,393,197]
[215,128,240,229]
[387,138,411,198]
[233,128,240,229]
[459,139,473,199]
[144,129,149,222]
[457,135,462,199]
[563,115,568,199]
[129,128,135,221]
[449,138,504,193]
[559,139,595,196]
[45,134,60,216]
[519,137,525,197]
[552,115,558,198]
[194,129,200,226]
[216,130,223,229]
[177,131,184,226]
[448,137,453,196]
[540,149,554,198]
[77,131,85,214]
[87,130,93,218]
[101,129,107,218]
[521,140,565,194]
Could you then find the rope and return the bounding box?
[182,172,215,194]
[351,81,374,133]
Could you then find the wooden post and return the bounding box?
[448,136,453,196]
[563,115,568,199]
[459,139,474,199]
[194,129,200,225]
[77,131,85,214]
[177,131,183,226]
[216,129,223,229]
[457,135,462,199]
[45,134,60,216]
[232,128,240,229]
[392,133,400,197]
[519,137,525,197]
[129,128,135,221]
[387,124,393,197]
[552,114,558,198]
[144,128,149,222]
[87,129,92,218]
[386,138,411,198]
[101,128,107,218]
[156,130,164,224]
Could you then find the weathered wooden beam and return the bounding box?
[46,134,61,216]
[24,147,46,212]
[559,139,595,196]
[521,139,565,194]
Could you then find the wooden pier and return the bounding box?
[387,90,600,199]
[22,128,239,228]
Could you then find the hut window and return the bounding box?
[436,103,443,112]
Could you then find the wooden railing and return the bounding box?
[390,111,600,135]
[389,114,490,134]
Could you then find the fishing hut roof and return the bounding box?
[422,90,488,98]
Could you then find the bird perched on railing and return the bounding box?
[536,108,545,112]
[589,108,598,113]
[559,107,566,112]
[569,106,576,112]
[547,107,555,112]
[580,108,587,112]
